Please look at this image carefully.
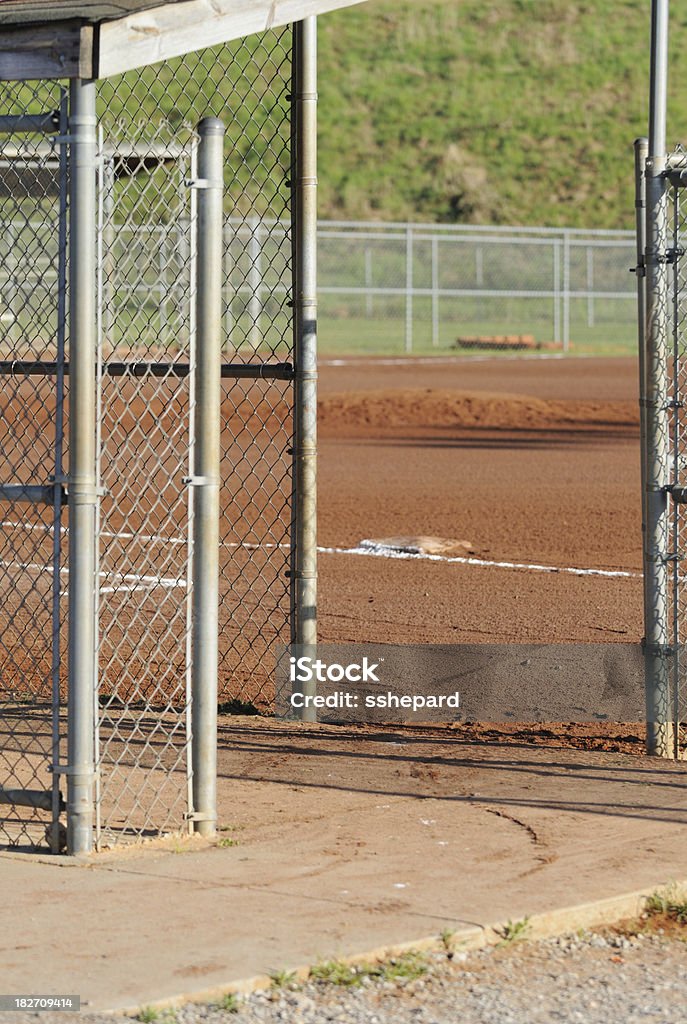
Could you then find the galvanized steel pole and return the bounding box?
[67,79,98,853]
[635,136,649,626]
[644,0,673,757]
[191,118,224,836]
[292,19,318,722]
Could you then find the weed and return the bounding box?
[309,952,428,988]
[269,969,297,989]
[646,886,687,922]
[136,1009,158,1023]
[379,952,428,982]
[217,837,239,848]
[216,993,240,1013]
[309,960,365,987]
[497,917,530,945]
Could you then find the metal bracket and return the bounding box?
[641,638,676,658]
[670,486,687,504]
[49,764,97,781]
[186,178,222,190]
[183,811,217,822]
[182,475,216,487]
[665,246,685,264]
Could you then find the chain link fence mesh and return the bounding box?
[0,81,68,848]
[93,30,294,845]
[318,223,636,356]
[0,31,295,849]
[669,168,686,757]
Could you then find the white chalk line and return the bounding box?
[0,559,185,594]
[318,540,641,580]
[0,520,640,581]
[320,353,592,368]
[0,519,287,553]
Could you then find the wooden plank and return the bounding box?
[97,0,366,78]
[0,2,161,25]
[0,21,94,79]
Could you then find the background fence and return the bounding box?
[318,222,637,356]
[1,217,637,360]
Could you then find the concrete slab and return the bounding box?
[1,722,687,1012]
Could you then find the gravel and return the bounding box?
[5,928,687,1024]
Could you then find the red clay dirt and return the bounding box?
[315,355,643,753]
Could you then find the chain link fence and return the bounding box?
[93,31,294,845]
[96,217,638,358]
[0,28,297,849]
[317,222,636,356]
[0,81,68,850]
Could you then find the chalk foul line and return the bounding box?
[318,539,641,580]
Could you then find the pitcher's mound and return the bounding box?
[364,535,474,556]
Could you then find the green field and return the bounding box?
[317,0,667,229]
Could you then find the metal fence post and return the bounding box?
[431,234,439,347]
[553,239,561,345]
[586,246,595,328]
[67,79,98,854]
[190,118,224,836]
[635,137,650,633]
[644,0,674,758]
[365,246,373,318]
[291,18,318,721]
[562,229,571,352]
[405,224,413,353]
[247,213,263,349]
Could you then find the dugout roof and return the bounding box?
[0,0,365,79]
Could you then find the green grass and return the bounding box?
[645,887,687,922]
[318,313,637,357]
[268,969,298,988]
[318,0,666,228]
[309,952,429,987]
[215,993,240,1013]
[20,0,670,231]
[497,917,531,945]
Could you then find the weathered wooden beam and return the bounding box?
[0,21,94,80]
[97,0,366,78]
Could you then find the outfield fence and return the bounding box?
[318,222,637,356]
[1,218,637,358]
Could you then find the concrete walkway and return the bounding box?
[2,726,687,1012]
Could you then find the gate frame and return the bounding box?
[642,0,683,758]
[0,11,324,853]
[0,94,69,852]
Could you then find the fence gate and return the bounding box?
[0,23,312,851]
[94,128,199,846]
[641,140,687,761]
[0,85,68,850]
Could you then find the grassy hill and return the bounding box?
[316,0,679,228]
[14,1,679,230]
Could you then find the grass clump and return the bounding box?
[497,917,530,945]
[309,951,428,988]
[216,993,240,1013]
[645,887,687,923]
[268,969,297,989]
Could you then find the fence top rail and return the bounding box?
[317,229,636,248]
[217,216,635,241]
[316,220,636,239]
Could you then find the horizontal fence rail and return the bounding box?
[1,218,636,358]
